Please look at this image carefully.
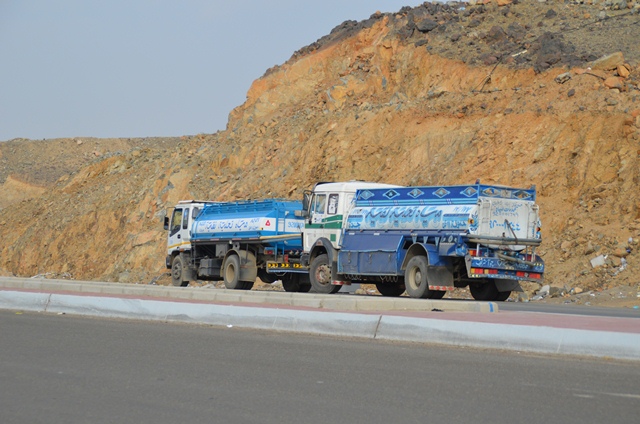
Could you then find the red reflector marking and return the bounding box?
[429,285,454,291]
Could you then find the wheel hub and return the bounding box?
[316,265,330,285]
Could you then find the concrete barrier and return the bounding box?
[1,286,639,361]
[0,277,498,313]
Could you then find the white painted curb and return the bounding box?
[375,315,640,361]
[1,290,639,361]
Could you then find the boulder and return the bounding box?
[617,64,630,78]
[604,76,625,90]
[591,52,625,71]
[416,19,438,33]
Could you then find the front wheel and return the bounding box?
[171,255,188,287]
[404,256,434,299]
[309,254,341,294]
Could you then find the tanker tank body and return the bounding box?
[336,183,544,301]
[180,199,310,292]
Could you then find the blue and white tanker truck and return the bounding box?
[165,181,544,301]
[296,182,544,301]
[164,199,308,291]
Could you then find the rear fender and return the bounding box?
[402,243,453,287]
[401,243,441,269]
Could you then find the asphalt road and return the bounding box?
[2,310,639,424]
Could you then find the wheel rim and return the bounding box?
[315,264,331,287]
[172,261,182,280]
[225,262,236,283]
[408,266,422,290]
[414,269,422,288]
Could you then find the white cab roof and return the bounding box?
[314,181,402,193]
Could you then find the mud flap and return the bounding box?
[426,265,454,288]
[183,266,196,282]
[238,251,258,282]
[180,253,196,282]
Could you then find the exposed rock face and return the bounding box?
[1,0,639,298]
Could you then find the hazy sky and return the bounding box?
[0,0,424,141]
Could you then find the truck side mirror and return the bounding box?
[163,216,170,230]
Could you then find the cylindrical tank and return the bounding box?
[191,200,304,249]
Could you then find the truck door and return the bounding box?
[304,193,326,250]
[167,207,190,254]
[305,193,343,250]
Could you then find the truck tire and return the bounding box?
[404,256,434,299]
[310,254,341,294]
[428,290,446,299]
[375,283,405,297]
[171,255,188,287]
[282,274,312,293]
[223,255,253,290]
[495,290,511,301]
[258,269,278,284]
[469,280,499,301]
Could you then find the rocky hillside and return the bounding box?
[1,0,639,306]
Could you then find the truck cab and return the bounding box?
[164,200,213,269]
[302,181,402,252]
[301,181,402,293]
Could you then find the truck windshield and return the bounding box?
[312,194,326,214]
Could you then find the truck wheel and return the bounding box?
[469,280,499,301]
[404,256,433,299]
[224,255,243,290]
[258,269,278,284]
[239,281,255,290]
[310,254,341,294]
[428,290,446,299]
[375,283,405,297]
[495,290,511,301]
[297,273,312,293]
[223,255,254,290]
[171,255,188,287]
[282,274,313,293]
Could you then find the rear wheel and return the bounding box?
[404,256,433,299]
[427,290,446,299]
[469,280,499,301]
[495,290,511,301]
[171,255,188,287]
[223,255,253,290]
[375,283,405,297]
[310,254,341,294]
